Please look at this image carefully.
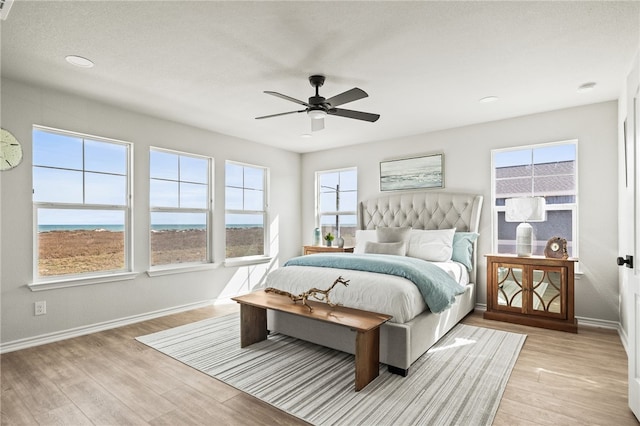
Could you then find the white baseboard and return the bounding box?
[575,315,620,331]
[617,324,630,356]
[0,299,216,354]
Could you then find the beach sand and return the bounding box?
[38,228,264,276]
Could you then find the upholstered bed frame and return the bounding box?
[267,191,483,375]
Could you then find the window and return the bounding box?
[150,148,212,267]
[492,141,578,257]
[225,161,268,259]
[317,168,357,247]
[32,126,131,279]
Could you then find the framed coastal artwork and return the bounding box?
[379,153,444,191]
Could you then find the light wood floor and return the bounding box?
[1,304,637,425]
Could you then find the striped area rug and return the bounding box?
[136,314,526,426]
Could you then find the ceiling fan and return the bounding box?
[255,75,380,132]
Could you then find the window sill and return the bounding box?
[146,263,221,277]
[224,256,273,268]
[29,272,138,292]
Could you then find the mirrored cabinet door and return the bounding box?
[531,267,565,318]
[497,266,524,310]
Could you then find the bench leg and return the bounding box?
[354,327,380,391]
[239,304,268,348]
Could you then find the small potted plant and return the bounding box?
[324,232,335,247]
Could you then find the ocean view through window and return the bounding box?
[33,126,132,278]
[149,148,211,267]
[225,161,268,259]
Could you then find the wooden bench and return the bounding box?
[231,290,392,391]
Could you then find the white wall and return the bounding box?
[0,75,621,348]
[0,78,301,346]
[302,101,619,323]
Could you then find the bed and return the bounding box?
[265,191,483,375]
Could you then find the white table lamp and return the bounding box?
[505,197,546,256]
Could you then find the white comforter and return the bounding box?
[263,260,469,324]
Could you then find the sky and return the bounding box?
[34,129,264,226]
[34,129,575,226]
[494,143,576,168]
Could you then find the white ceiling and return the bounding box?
[1,1,639,153]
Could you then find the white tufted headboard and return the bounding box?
[358,191,483,282]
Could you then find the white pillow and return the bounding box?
[354,230,377,254]
[364,241,406,256]
[406,228,456,262]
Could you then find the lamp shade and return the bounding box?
[505,197,546,256]
[505,197,546,222]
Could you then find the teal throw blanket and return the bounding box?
[284,254,465,313]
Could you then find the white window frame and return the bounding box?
[491,139,579,261]
[147,147,214,275]
[224,160,270,263]
[30,125,134,290]
[315,167,358,237]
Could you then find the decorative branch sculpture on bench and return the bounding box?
[265,276,350,312]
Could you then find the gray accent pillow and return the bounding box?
[376,226,411,243]
[364,241,407,256]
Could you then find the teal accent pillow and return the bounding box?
[452,232,479,271]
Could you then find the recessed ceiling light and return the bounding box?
[577,82,596,93]
[65,55,94,68]
[301,133,312,138]
[479,96,498,103]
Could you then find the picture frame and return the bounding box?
[380,153,444,191]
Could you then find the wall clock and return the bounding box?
[1,128,23,171]
[544,236,568,259]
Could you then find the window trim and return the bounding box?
[490,139,579,260]
[148,147,214,270]
[32,125,133,284]
[224,160,270,260]
[28,272,138,292]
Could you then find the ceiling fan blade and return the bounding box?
[264,91,310,107]
[311,117,325,132]
[255,110,306,120]
[325,88,368,107]
[328,108,380,122]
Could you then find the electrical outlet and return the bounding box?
[34,301,46,316]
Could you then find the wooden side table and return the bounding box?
[484,254,578,332]
[303,245,354,255]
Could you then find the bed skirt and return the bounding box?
[267,282,476,374]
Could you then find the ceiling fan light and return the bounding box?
[308,109,327,120]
